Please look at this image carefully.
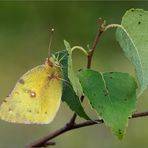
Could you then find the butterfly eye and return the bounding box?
[55,61,60,66]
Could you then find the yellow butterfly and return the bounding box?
[0,55,62,124]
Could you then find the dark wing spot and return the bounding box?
[9,108,12,112]
[19,79,25,84]
[138,21,141,24]
[45,111,47,114]
[28,109,32,113]
[3,100,7,103]
[36,111,39,114]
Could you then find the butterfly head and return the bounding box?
[46,54,60,68]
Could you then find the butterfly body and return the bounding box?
[0,58,62,124]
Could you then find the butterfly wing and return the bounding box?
[0,64,62,124]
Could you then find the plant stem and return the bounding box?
[68,96,85,125]
[71,46,88,56]
[27,111,148,148]
[104,24,122,31]
[87,17,104,69]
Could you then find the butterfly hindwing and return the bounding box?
[0,63,62,124]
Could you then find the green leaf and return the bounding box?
[116,8,148,95]
[78,69,137,139]
[54,50,89,120]
[64,40,83,97]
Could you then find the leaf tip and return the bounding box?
[113,128,125,140]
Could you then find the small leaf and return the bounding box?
[78,69,137,139]
[64,40,83,97]
[54,50,89,120]
[116,8,148,95]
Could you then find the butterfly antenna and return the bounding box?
[48,28,55,62]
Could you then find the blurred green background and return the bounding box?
[0,1,148,148]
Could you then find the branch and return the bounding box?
[27,111,148,148]
[87,17,104,69]
[68,96,85,126]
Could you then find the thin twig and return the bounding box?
[87,17,104,68]
[68,113,77,126]
[104,24,122,32]
[68,96,85,127]
[27,111,148,148]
